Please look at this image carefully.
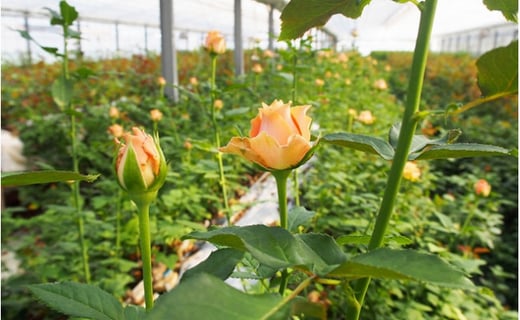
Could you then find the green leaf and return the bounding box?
[52,75,74,109]
[389,123,461,153]
[184,226,346,275]
[411,143,514,160]
[44,7,63,25]
[328,248,474,289]
[279,0,371,40]
[321,132,394,160]
[60,0,79,26]
[27,282,125,320]
[476,40,518,96]
[287,206,316,232]
[336,235,413,246]
[484,0,518,22]
[1,170,100,187]
[290,297,326,320]
[182,248,244,281]
[123,305,146,320]
[148,273,288,320]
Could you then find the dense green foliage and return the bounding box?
[2,43,517,319]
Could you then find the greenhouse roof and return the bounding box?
[1,0,513,61]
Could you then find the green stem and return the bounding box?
[115,188,122,256]
[71,114,90,284]
[348,1,437,319]
[210,55,231,224]
[137,200,154,310]
[273,170,291,294]
[64,27,90,283]
[291,49,301,207]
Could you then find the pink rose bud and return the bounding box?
[220,100,313,171]
[474,179,491,197]
[204,31,226,55]
[115,127,167,195]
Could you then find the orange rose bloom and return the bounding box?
[220,100,312,170]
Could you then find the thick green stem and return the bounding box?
[347,1,437,319]
[210,55,231,224]
[137,200,154,310]
[273,170,291,294]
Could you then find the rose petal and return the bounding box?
[249,132,311,170]
[290,105,312,140]
[220,137,266,167]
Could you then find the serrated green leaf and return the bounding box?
[182,248,244,281]
[484,0,518,22]
[411,143,513,160]
[27,282,124,320]
[288,206,316,232]
[148,273,288,320]
[389,123,461,153]
[184,226,346,275]
[328,248,474,289]
[1,170,100,187]
[279,0,371,40]
[321,132,394,160]
[52,75,74,109]
[477,40,518,97]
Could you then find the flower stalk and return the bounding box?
[210,55,231,224]
[135,193,156,310]
[61,19,91,284]
[273,169,291,294]
[347,1,438,319]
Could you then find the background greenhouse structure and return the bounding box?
[1,0,518,319]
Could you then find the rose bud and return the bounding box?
[115,127,167,196]
[204,30,226,55]
[474,179,491,197]
[220,100,314,171]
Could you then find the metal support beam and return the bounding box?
[115,21,120,51]
[234,0,244,77]
[268,4,274,51]
[23,11,32,65]
[159,0,179,102]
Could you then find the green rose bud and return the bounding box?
[115,127,167,205]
